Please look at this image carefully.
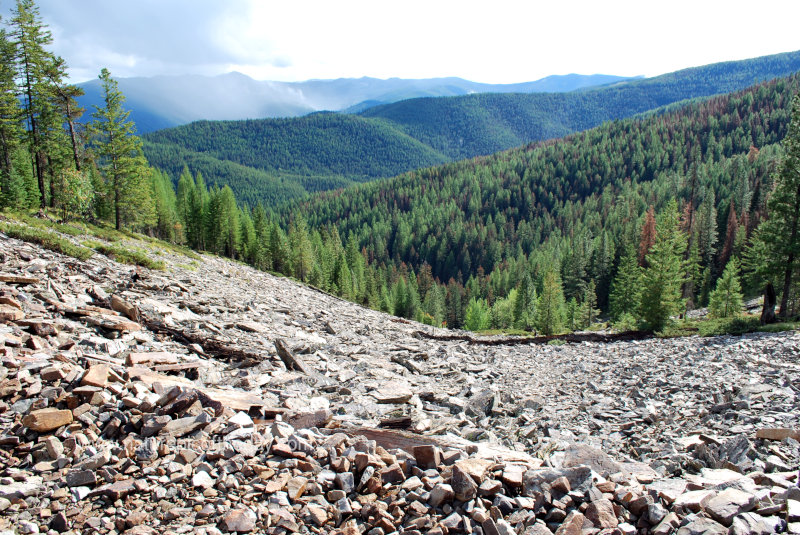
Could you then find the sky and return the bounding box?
[5,0,800,84]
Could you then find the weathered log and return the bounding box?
[378,416,413,430]
[414,329,654,346]
[0,274,39,284]
[274,338,311,374]
[141,313,267,364]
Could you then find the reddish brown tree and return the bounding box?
[638,206,657,266]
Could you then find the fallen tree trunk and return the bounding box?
[141,313,267,365]
[414,329,654,346]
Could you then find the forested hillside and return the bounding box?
[284,74,800,329]
[3,0,800,338]
[362,50,800,159]
[143,50,800,202]
[143,112,449,205]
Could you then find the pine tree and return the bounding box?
[0,26,22,200]
[288,216,314,282]
[748,95,800,317]
[10,0,54,208]
[535,269,565,335]
[639,201,687,331]
[609,245,642,321]
[512,271,536,329]
[708,258,744,319]
[45,56,83,171]
[251,204,270,270]
[581,279,600,327]
[90,68,153,229]
[207,185,239,258]
[238,207,256,264]
[565,297,579,331]
[265,222,285,274]
[150,169,178,241]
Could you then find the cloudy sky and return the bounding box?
[7,0,800,84]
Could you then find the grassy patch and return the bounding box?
[0,221,93,261]
[658,315,800,337]
[83,224,125,242]
[155,241,202,260]
[173,262,199,272]
[91,243,165,270]
[476,328,536,337]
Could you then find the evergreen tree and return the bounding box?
[748,95,800,317]
[512,271,536,329]
[45,56,83,171]
[10,0,54,208]
[464,297,490,331]
[90,68,153,229]
[581,279,600,327]
[609,245,642,321]
[535,269,565,335]
[207,185,239,258]
[268,221,289,274]
[238,206,256,264]
[445,279,464,329]
[639,201,687,330]
[708,258,744,318]
[565,297,579,331]
[150,168,179,241]
[288,216,314,282]
[251,204,270,270]
[0,25,22,199]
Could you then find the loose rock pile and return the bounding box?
[0,231,798,534]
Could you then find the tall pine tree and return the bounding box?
[639,201,687,331]
[90,68,153,230]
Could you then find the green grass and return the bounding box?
[0,221,94,261]
[154,241,202,260]
[91,243,165,270]
[658,315,800,337]
[174,262,199,271]
[476,328,536,337]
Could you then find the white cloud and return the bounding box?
[9,0,800,83]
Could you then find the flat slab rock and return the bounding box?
[220,508,257,532]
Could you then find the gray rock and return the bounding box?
[676,516,728,535]
[705,488,757,526]
[428,483,454,508]
[220,508,257,533]
[0,476,44,499]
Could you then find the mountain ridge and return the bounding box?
[141,50,800,205]
[76,72,635,134]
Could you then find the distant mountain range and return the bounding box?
[140,50,800,207]
[77,73,635,133]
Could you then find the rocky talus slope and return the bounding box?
[0,230,798,535]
